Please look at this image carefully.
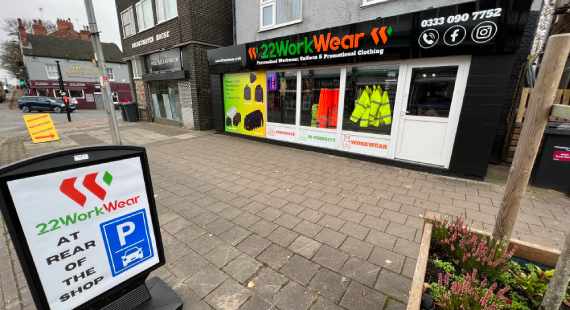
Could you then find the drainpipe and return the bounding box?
[232,0,237,44]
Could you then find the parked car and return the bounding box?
[17,96,77,113]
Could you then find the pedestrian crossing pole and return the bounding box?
[84,0,122,145]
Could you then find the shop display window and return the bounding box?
[343,65,398,135]
[300,68,340,129]
[406,66,458,118]
[36,89,52,97]
[267,71,297,125]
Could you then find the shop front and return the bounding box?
[143,48,186,125]
[208,0,536,178]
[28,80,133,109]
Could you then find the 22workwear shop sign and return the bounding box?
[6,157,159,309]
[223,72,267,137]
[209,1,532,71]
[246,24,396,68]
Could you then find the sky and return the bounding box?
[0,0,121,84]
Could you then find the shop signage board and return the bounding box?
[0,146,167,309]
[266,124,298,143]
[298,128,339,150]
[209,1,529,71]
[148,48,182,73]
[341,133,390,158]
[553,147,570,162]
[23,114,60,143]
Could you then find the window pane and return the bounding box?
[267,71,297,125]
[406,66,458,118]
[156,0,165,21]
[136,4,144,30]
[343,65,398,135]
[300,68,340,128]
[166,0,177,19]
[276,0,301,24]
[143,0,154,28]
[68,90,84,98]
[262,5,274,27]
[37,89,50,97]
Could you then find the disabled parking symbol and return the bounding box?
[100,209,154,277]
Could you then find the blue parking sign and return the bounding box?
[100,209,154,277]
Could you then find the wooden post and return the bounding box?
[541,231,570,310]
[493,34,570,241]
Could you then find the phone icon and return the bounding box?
[423,33,435,45]
[418,29,439,49]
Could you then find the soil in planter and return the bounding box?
[421,218,570,310]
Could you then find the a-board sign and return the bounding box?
[23,114,60,143]
[0,146,165,309]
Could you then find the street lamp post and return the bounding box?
[84,0,122,145]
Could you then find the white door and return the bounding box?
[395,58,470,168]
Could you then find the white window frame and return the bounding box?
[156,0,178,24]
[259,0,303,32]
[120,6,136,38]
[105,67,115,81]
[45,64,59,80]
[135,0,155,32]
[132,58,143,79]
[361,0,391,7]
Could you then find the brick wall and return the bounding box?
[134,80,146,108]
[178,80,194,128]
[182,44,214,130]
[180,0,233,46]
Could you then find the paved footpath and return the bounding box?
[0,111,569,309]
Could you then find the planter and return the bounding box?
[406,212,561,310]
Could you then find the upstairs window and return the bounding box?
[45,64,59,80]
[121,6,136,38]
[136,0,155,31]
[156,0,178,23]
[260,0,302,30]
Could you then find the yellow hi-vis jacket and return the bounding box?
[378,90,392,125]
[350,87,370,125]
[369,86,383,127]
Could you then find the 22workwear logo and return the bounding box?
[248,25,394,61]
[60,171,113,207]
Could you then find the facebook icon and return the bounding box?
[100,209,154,277]
[443,25,466,46]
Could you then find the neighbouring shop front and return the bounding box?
[143,48,186,125]
[208,0,537,178]
[29,81,132,109]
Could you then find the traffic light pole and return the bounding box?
[55,61,71,122]
[84,0,122,145]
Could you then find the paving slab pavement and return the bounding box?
[0,115,569,309]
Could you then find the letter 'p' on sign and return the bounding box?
[100,210,154,277]
[117,222,136,247]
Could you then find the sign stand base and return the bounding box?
[102,277,183,310]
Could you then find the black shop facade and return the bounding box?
[207,0,537,178]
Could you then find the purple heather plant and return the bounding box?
[432,217,515,282]
[432,270,511,310]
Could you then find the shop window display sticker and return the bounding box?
[223,72,267,137]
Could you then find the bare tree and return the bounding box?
[0,18,55,80]
[0,18,29,80]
